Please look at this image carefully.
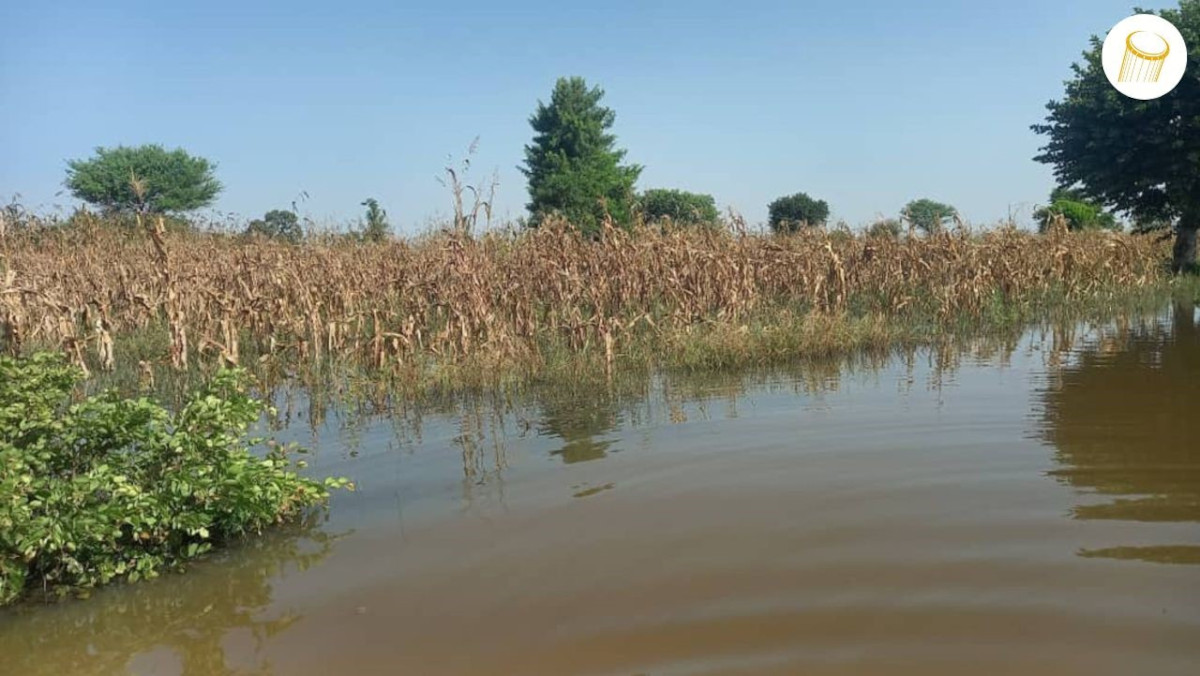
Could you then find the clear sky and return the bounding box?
[0,0,1174,232]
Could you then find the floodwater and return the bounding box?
[3,304,1199,675]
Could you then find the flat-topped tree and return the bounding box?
[65,144,222,216]
[902,198,958,235]
[521,77,642,234]
[1033,1,1199,272]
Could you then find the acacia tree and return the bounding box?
[1033,1,1199,272]
[902,198,958,235]
[521,77,642,234]
[65,145,222,215]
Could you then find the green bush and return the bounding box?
[1034,188,1119,233]
[768,192,829,233]
[0,354,348,606]
[639,189,720,225]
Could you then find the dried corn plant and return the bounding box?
[0,215,1172,382]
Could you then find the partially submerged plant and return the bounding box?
[0,353,350,605]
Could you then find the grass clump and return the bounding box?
[0,353,349,606]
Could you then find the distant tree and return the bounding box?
[639,189,720,225]
[521,77,642,234]
[1033,1,1200,272]
[359,198,390,243]
[246,209,303,243]
[65,145,221,215]
[866,218,902,238]
[767,192,829,233]
[901,198,958,235]
[1033,187,1119,233]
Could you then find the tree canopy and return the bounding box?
[246,209,303,243]
[65,145,222,215]
[639,189,720,225]
[1033,187,1119,233]
[902,198,958,235]
[1032,0,1200,270]
[521,77,642,234]
[768,192,829,233]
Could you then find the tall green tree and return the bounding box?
[359,198,390,243]
[65,145,222,215]
[521,77,642,234]
[1033,1,1200,272]
[901,198,958,235]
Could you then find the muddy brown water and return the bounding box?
[3,306,1199,675]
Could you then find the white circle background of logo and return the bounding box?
[1101,14,1188,100]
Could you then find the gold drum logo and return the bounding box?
[1119,31,1170,83]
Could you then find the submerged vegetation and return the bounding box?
[0,353,348,606]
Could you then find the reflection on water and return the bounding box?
[537,384,624,464]
[1040,301,1200,564]
[4,308,1200,674]
[0,515,342,676]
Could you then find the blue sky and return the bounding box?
[0,1,1172,232]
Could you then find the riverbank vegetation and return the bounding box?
[0,353,349,606]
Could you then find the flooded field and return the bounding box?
[3,304,1198,676]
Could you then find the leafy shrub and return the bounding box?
[902,198,958,235]
[0,354,347,605]
[1034,188,1119,233]
[768,192,829,233]
[639,189,720,225]
[246,209,303,243]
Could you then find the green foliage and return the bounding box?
[65,145,222,215]
[359,198,390,243]
[1032,1,1200,268]
[0,354,347,606]
[639,188,720,225]
[246,209,303,243]
[1034,188,1119,233]
[866,218,902,238]
[767,192,829,233]
[521,77,643,234]
[902,198,958,235]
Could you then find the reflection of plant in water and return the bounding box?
[1041,301,1200,564]
[538,385,624,465]
[0,514,346,676]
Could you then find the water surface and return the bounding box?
[3,305,1199,675]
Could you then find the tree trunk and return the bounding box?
[1172,215,1198,274]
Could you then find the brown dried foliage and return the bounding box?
[0,215,1170,379]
